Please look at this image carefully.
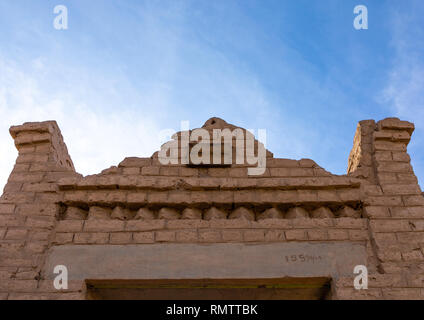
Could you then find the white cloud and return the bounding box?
[379,4,424,121]
[377,1,424,186]
[381,66,424,120]
[0,56,164,191]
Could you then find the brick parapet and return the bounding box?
[347,117,424,297]
[0,121,81,299]
[0,117,423,300]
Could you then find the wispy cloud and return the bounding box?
[377,0,424,186]
[0,55,163,189]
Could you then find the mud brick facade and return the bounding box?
[0,117,423,300]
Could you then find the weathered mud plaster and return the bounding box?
[43,242,367,280]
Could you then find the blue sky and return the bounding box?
[0,0,423,188]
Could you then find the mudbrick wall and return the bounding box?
[0,117,423,300]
